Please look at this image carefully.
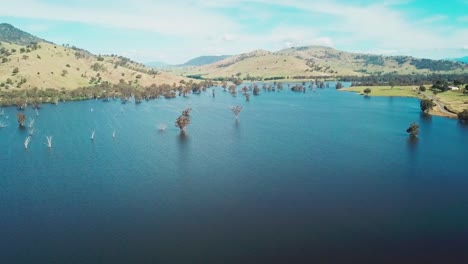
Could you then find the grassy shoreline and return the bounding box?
[341,85,468,118]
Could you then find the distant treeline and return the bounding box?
[0,79,217,107]
[339,73,468,86]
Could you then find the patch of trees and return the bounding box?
[263,76,285,81]
[291,84,305,92]
[410,58,464,71]
[420,99,433,113]
[186,74,204,80]
[342,73,468,87]
[90,63,106,72]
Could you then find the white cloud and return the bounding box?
[0,0,239,38]
[1,0,466,63]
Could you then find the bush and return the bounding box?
[420,99,433,113]
[419,85,426,92]
[458,110,468,121]
[12,67,19,75]
[363,88,371,95]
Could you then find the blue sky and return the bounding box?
[1,0,467,64]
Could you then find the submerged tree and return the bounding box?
[336,82,343,89]
[175,115,190,132]
[420,99,434,113]
[175,108,192,132]
[182,107,191,117]
[46,136,52,148]
[406,122,419,137]
[230,105,242,119]
[253,84,260,95]
[17,113,26,127]
[244,92,250,102]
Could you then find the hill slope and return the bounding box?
[175,46,468,79]
[0,25,187,91]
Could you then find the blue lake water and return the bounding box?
[1,83,468,263]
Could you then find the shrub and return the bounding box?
[458,110,468,121]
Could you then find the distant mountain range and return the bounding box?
[145,61,170,68]
[180,55,231,66]
[145,55,232,68]
[175,46,468,78]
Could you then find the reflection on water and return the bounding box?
[419,112,432,124]
[406,136,418,154]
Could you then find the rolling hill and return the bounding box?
[174,46,468,79]
[0,24,187,92]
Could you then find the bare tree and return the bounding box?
[17,113,26,127]
[175,115,190,132]
[231,105,242,119]
[175,108,192,132]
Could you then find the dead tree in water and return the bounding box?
[406,122,419,137]
[230,105,243,119]
[244,93,250,102]
[17,113,26,127]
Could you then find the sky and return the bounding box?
[1,0,467,64]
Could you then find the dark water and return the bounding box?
[1,84,468,263]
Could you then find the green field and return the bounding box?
[433,90,468,113]
[342,86,420,97]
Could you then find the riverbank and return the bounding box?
[341,86,466,119]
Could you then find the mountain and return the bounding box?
[145,61,170,68]
[0,23,48,45]
[177,46,468,79]
[0,24,187,91]
[181,55,231,66]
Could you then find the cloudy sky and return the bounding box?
[1,0,467,64]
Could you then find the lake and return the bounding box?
[1,83,468,263]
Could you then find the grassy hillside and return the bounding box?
[174,46,468,79]
[0,41,187,91]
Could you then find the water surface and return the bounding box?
[1,84,468,263]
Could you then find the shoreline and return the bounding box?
[340,86,460,119]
